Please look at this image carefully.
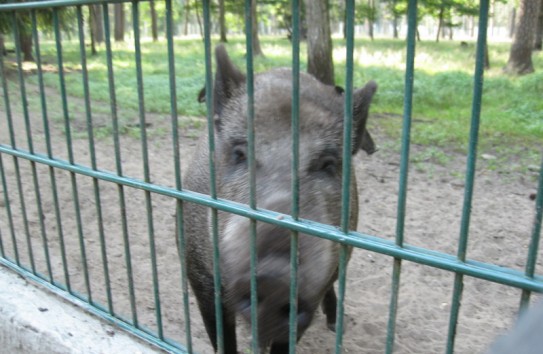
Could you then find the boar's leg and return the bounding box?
[191,272,237,353]
[322,286,338,332]
[221,304,237,353]
[269,342,289,354]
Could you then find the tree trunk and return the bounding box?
[392,0,399,38]
[90,5,104,44]
[343,6,347,39]
[484,43,490,69]
[535,0,543,50]
[490,0,496,36]
[509,7,516,38]
[504,0,541,74]
[219,0,227,42]
[393,15,399,38]
[195,2,203,39]
[436,6,444,42]
[150,0,158,41]
[114,3,125,42]
[251,0,264,56]
[88,5,97,55]
[20,31,34,62]
[0,34,5,56]
[303,0,334,85]
[368,0,374,40]
[184,2,190,36]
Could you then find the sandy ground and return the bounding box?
[0,80,541,354]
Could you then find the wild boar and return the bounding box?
[182,45,377,354]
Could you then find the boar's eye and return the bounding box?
[320,155,338,175]
[311,153,339,177]
[232,143,247,165]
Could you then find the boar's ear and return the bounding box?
[213,45,245,120]
[197,87,206,103]
[360,130,376,155]
[352,80,377,155]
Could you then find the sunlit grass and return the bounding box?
[2,35,541,171]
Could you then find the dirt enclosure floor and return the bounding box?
[0,85,542,354]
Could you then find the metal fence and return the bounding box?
[0,0,542,353]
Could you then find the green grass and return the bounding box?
[2,36,542,171]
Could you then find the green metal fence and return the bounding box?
[0,0,542,353]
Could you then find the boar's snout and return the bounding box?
[228,220,316,343]
[234,273,314,344]
[222,194,335,344]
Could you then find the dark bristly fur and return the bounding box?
[181,45,377,353]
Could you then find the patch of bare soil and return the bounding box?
[0,88,541,353]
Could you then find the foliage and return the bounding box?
[0,1,75,36]
[355,0,379,24]
[391,0,479,26]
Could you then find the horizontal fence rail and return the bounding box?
[1,146,542,292]
[0,0,542,353]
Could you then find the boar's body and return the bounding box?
[183,46,376,354]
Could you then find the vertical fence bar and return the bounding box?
[27,32,52,280]
[76,4,113,315]
[164,0,192,349]
[32,9,65,287]
[0,46,4,261]
[336,0,356,352]
[446,0,490,352]
[0,161,3,256]
[202,0,225,351]
[204,12,225,354]
[11,11,36,274]
[244,0,260,352]
[17,10,53,281]
[0,152,19,263]
[131,0,163,339]
[102,2,138,326]
[519,158,543,311]
[385,0,418,352]
[53,7,92,302]
[0,208,4,258]
[0,37,21,266]
[289,0,301,352]
[32,8,70,290]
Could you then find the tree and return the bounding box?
[114,3,125,41]
[150,0,158,41]
[0,34,5,56]
[384,0,403,38]
[219,0,227,42]
[19,30,33,61]
[303,0,334,85]
[268,0,307,41]
[356,0,378,40]
[0,2,75,61]
[88,5,103,55]
[89,5,103,44]
[509,6,516,37]
[251,0,264,56]
[504,0,541,74]
[0,4,33,61]
[389,0,478,42]
[182,0,203,38]
[417,0,478,42]
[535,0,543,50]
